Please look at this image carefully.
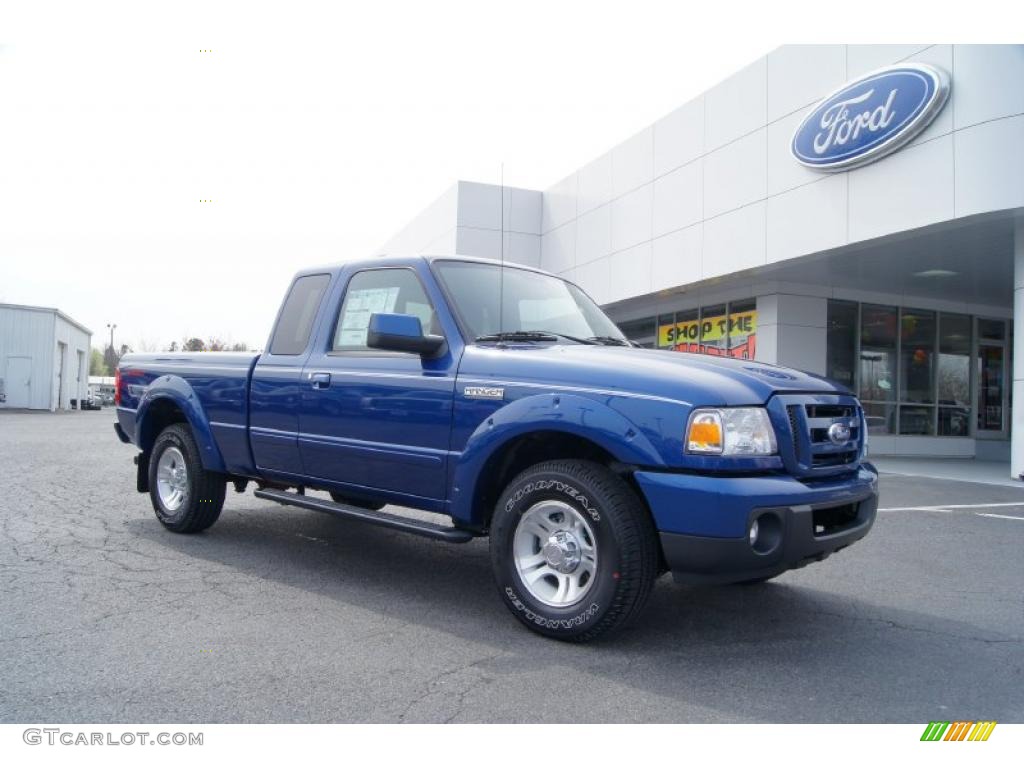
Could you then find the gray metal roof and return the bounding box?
[0,303,94,336]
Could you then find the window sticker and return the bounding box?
[336,286,399,347]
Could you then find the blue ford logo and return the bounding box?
[792,64,950,171]
[827,422,852,445]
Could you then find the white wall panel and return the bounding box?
[846,44,931,75]
[767,174,848,264]
[574,256,611,305]
[651,225,702,292]
[703,129,767,219]
[540,222,576,275]
[848,134,954,243]
[577,151,613,215]
[542,172,578,234]
[610,185,653,254]
[704,57,767,151]
[952,45,1024,130]
[575,203,611,266]
[766,109,821,196]
[767,45,847,122]
[612,127,654,197]
[652,160,701,238]
[954,114,1024,218]
[701,202,766,280]
[607,242,652,304]
[653,97,704,176]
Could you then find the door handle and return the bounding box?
[309,372,331,390]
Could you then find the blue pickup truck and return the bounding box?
[114,255,877,641]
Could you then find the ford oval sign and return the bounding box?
[791,64,950,172]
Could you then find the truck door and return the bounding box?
[250,272,333,479]
[298,265,458,503]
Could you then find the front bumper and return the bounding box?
[634,464,878,584]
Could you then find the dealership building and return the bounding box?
[382,45,1024,473]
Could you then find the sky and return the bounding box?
[0,1,1003,351]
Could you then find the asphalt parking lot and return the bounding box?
[1,410,1021,723]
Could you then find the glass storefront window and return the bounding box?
[618,316,656,348]
[700,304,728,355]
[656,302,756,357]
[899,309,936,405]
[978,318,1005,342]
[938,313,971,436]
[827,300,1000,439]
[827,300,857,389]
[859,304,897,402]
[899,405,934,435]
[863,402,896,436]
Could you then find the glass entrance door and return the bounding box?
[975,318,1008,438]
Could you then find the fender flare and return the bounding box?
[450,392,663,525]
[135,375,226,473]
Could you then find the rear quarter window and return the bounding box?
[269,273,331,355]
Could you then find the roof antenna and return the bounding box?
[498,162,505,339]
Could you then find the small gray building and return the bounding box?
[0,303,92,411]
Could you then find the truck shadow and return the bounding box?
[126,501,1021,722]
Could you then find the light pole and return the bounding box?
[106,323,117,354]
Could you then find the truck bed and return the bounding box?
[116,352,261,475]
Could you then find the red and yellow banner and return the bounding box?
[658,309,756,359]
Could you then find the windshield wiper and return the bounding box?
[586,335,631,347]
[474,330,596,345]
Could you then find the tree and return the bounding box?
[166,341,179,352]
[230,342,249,352]
[90,348,109,376]
[103,345,118,373]
[183,337,205,352]
[206,337,228,352]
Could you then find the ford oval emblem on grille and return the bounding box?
[828,422,852,444]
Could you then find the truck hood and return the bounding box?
[458,343,847,406]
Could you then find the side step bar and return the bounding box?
[253,488,477,543]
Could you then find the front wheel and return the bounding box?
[489,460,660,642]
[148,423,225,533]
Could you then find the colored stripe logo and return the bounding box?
[921,721,997,741]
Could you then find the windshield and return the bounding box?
[434,260,627,343]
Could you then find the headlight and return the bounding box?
[685,407,777,456]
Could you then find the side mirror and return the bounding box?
[367,313,445,358]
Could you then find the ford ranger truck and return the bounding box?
[114,255,878,641]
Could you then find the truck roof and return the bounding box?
[294,253,557,280]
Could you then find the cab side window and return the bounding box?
[268,273,331,356]
[332,268,439,352]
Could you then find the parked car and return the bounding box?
[113,255,878,641]
[80,392,103,410]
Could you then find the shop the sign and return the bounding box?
[659,309,756,359]
[791,63,950,171]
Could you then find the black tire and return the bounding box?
[148,423,225,533]
[329,492,386,511]
[489,460,660,642]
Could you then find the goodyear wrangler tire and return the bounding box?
[490,460,659,642]
[148,424,225,533]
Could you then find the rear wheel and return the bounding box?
[489,460,659,642]
[149,423,225,533]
